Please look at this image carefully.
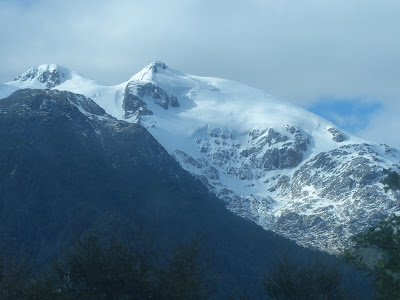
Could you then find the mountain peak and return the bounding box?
[11,64,75,88]
[147,61,168,73]
[130,61,169,82]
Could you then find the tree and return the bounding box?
[155,237,215,299]
[382,168,400,193]
[27,235,154,299]
[263,256,352,300]
[0,247,31,300]
[344,215,400,299]
[25,235,215,299]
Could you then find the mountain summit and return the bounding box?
[9,64,77,88]
[132,61,168,80]
[1,62,399,252]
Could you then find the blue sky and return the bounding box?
[1,0,400,148]
[307,99,383,135]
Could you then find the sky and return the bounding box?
[1,0,400,148]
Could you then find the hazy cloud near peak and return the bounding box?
[1,0,400,147]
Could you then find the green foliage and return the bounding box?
[0,246,31,300]
[155,237,215,299]
[344,215,400,299]
[382,169,400,193]
[263,256,352,300]
[24,235,214,300]
[50,236,152,299]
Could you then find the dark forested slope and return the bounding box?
[0,89,369,298]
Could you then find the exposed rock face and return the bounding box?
[171,124,312,232]
[269,144,400,251]
[172,125,400,253]
[36,70,62,88]
[190,125,310,181]
[3,63,400,255]
[122,86,153,119]
[136,82,179,109]
[122,81,179,120]
[1,89,107,118]
[147,61,168,73]
[327,127,347,142]
[14,69,60,88]
[13,65,71,88]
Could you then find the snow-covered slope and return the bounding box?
[8,64,78,89]
[2,62,400,252]
[0,83,18,100]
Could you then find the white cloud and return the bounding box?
[358,102,400,149]
[1,0,400,146]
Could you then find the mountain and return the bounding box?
[0,88,371,298]
[2,62,400,253]
[9,64,86,89]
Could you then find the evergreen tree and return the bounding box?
[155,237,215,299]
[345,215,400,299]
[25,235,214,299]
[382,168,400,193]
[0,247,31,300]
[263,256,352,300]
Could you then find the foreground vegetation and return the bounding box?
[343,169,400,299]
[1,235,214,300]
[0,234,370,300]
[345,214,400,299]
[3,168,398,299]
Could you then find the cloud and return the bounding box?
[358,102,400,149]
[1,0,400,146]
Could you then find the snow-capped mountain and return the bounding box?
[10,64,77,88]
[2,62,400,252]
[1,88,369,298]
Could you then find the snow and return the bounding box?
[0,62,368,151]
[59,80,126,120]
[0,61,373,209]
[2,61,400,253]
[0,61,382,175]
[0,83,18,100]
[7,64,69,88]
